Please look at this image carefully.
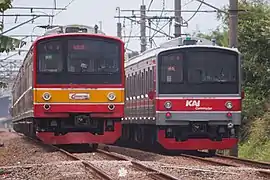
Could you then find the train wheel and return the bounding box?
[208,150,216,157]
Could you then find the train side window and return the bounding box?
[125,74,128,98]
[144,70,146,94]
[128,75,131,98]
[142,70,144,96]
[145,69,148,93]
[138,72,141,96]
[125,76,127,98]
[148,67,151,92]
[150,68,153,90]
[137,72,139,96]
[131,73,134,97]
[138,72,140,96]
[134,72,136,96]
[134,72,138,96]
[127,75,130,98]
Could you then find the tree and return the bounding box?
[196,28,229,47]
[0,0,22,53]
[0,0,20,89]
[0,0,12,30]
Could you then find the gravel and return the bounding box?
[89,160,155,180]
[0,132,72,166]
[73,152,119,161]
[0,161,97,180]
[99,144,219,167]
[140,161,269,180]
[98,144,270,179]
[209,156,270,169]
[1,132,268,180]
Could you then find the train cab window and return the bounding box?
[37,41,63,72]
[187,51,238,83]
[159,54,183,83]
[67,39,120,73]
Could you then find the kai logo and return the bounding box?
[186,100,200,107]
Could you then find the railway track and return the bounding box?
[22,136,179,179]
[99,144,270,178]
[55,148,114,180]
[215,154,270,169]
[95,149,179,180]
[59,147,180,179]
[11,133,270,179]
[181,153,270,177]
[15,134,112,179]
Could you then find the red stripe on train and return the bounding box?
[34,104,124,118]
[157,98,241,111]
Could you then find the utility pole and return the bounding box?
[115,1,214,51]
[140,4,147,53]
[229,0,239,157]
[116,7,122,39]
[229,0,238,48]
[174,0,181,37]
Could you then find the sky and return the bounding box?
[2,0,229,52]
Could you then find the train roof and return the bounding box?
[43,24,106,36]
[33,33,123,46]
[125,36,240,68]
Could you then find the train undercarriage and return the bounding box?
[119,122,239,156]
[13,115,122,149]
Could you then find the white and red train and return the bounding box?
[121,37,242,154]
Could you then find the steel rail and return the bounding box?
[181,154,270,177]
[215,154,270,169]
[97,149,179,180]
[18,134,114,180]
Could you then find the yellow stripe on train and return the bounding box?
[33,89,124,103]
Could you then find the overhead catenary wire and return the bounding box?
[148,0,154,11]
[185,0,203,23]
[54,0,76,17]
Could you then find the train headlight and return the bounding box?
[225,101,233,109]
[164,101,172,109]
[108,104,115,111]
[107,92,116,101]
[43,92,51,101]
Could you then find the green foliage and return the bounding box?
[0,35,21,53]
[196,28,229,47]
[0,0,12,30]
[239,112,270,161]
[0,1,21,53]
[0,0,12,13]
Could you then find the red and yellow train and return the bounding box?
[10,25,125,147]
[121,37,242,155]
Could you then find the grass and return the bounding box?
[239,112,270,161]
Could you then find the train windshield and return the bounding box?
[158,48,239,94]
[67,39,120,73]
[36,36,122,84]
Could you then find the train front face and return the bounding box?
[33,34,124,144]
[156,46,241,150]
